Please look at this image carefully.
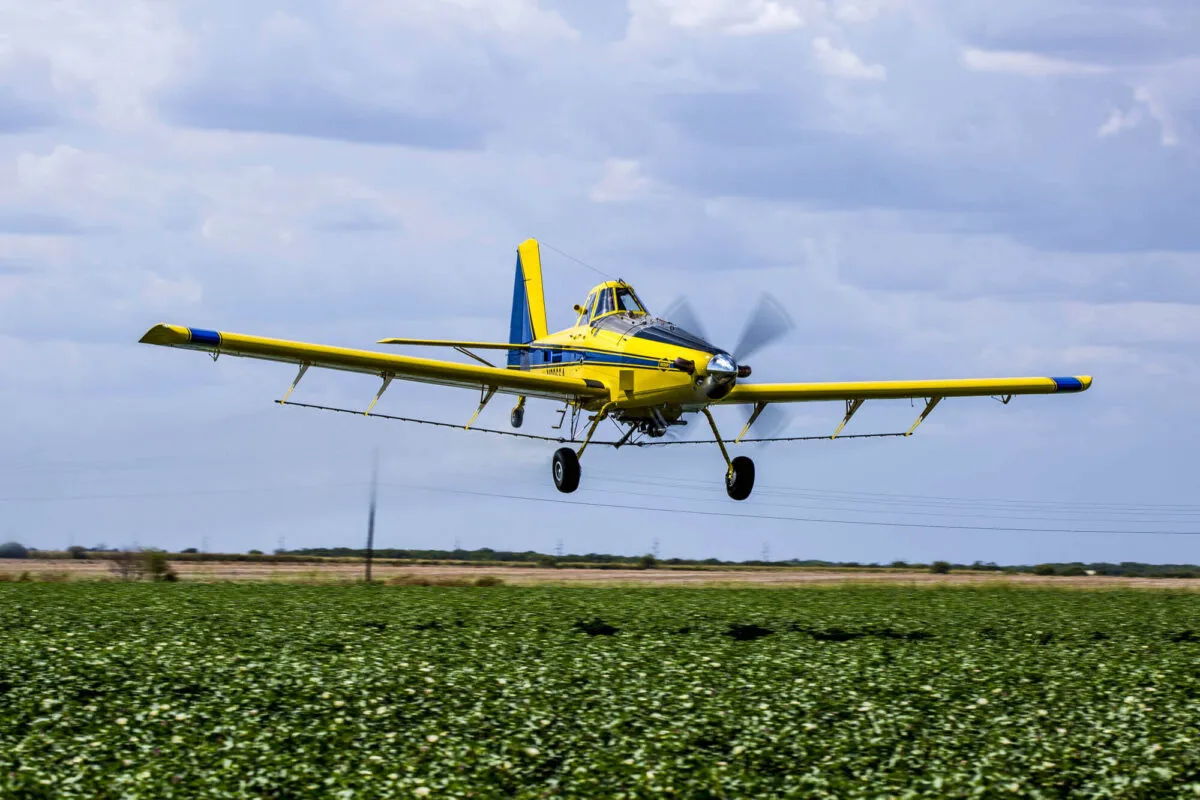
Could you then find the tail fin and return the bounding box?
[508,238,548,366]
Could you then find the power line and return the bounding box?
[369,481,1200,538]
[5,475,1200,536]
[10,453,1200,516]
[539,241,616,282]
[581,472,1200,525]
[588,469,1200,515]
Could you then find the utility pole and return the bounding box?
[652,537,660,559]
[761,541,771,563]
[555,539,564,558]
[365,449,378,583]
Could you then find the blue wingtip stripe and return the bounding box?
[1051,377,1083,392]
[189,328,221,347]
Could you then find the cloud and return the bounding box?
[0,54,71,132]
[649,0,803,36]
[309,199,403,232]
[156,9,502,149]
[0,211,89,236]
[590,159,651,203]
[1097,106,1143,138]
[812,36,886,80]
[1131,86,1181,146]
[0,2,182,127]
[0,91,60,134]
[961,48,1110,77]
[160,78,491,150]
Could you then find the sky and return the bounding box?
[2,0,1199,565]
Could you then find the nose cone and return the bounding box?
[707,352,737,377]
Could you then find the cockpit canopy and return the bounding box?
[577,282,647,326]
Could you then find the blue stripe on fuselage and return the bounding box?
[519,347,663,370]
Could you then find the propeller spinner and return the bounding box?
[661,292,796,438]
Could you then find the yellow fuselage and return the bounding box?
[516,282,734,418]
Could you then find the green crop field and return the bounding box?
[2,584,1199,798]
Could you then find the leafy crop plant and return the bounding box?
[1,584,1198,798]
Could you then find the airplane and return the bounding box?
[140,238,1092,501]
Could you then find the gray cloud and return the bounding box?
[309,199,403,232]
[0,210,89,235]
[949,2,1200,65]
[0,54,70,132]
[0,92,59,133]
[160,81,489,149]
[0,260,33,275]
[156,7,497,149]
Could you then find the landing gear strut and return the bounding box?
[551,403,612,494]
[703,408,755,500]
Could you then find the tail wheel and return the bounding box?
[510,406,525,428]
[552,447,581,493]
[725,455,755,501]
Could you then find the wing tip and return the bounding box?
[139,324,221,348]
[139,323,191,346]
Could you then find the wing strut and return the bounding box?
[365,374,394,415]
[831,398,865,439]
[466,386,498,430]
[735,403,767,443]
[905,396,942,436]
[281,362,310,403]
[454,346,496,368]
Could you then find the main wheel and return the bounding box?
[552,447,581,493]
[510,406,525,429]
[725,455,755,501]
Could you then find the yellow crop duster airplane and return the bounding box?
[141,238,1092,500]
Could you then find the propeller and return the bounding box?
[661,297,710,343]
[732,294,794,364]
[659,292,796,442]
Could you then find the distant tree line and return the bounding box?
[2,539,1196,577]
[281,547,1199,577]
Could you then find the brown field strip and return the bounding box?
[3,559,1199,589]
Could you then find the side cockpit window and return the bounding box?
[615,287,645,314]
[593,289,615,318]
[578,292,597,326]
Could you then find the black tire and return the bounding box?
[725,456,755,501]
[552,447,581,493]
[510,406,524,429]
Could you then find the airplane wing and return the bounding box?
[720,376,1091,437]
[139,324,609,403]
[723,376,1091,404]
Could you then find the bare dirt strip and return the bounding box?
[5,559,1199,589]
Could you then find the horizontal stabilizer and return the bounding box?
[377,338,541,350]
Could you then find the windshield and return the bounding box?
[615,287,646,314]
